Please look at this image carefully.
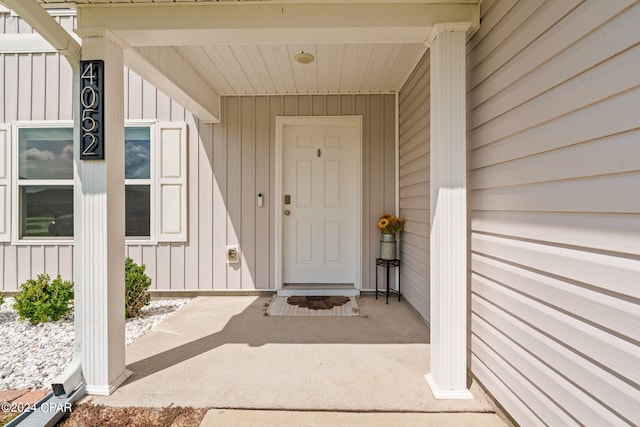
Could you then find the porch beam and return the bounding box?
[3,0,221,123]
[425,23,474,400]
[1,0,81,63]
[76,29,221,123]
[125,46,221,123]
[77,2,479,46]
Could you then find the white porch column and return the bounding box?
[425,23,474,400]
[74,29,129,395]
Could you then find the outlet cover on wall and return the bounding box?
[226,245,239,263]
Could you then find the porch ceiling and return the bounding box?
[32,1,479,96]
[177,43,428,95]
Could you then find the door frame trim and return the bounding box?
[274,116,363,291]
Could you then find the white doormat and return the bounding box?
[266,296,360,317]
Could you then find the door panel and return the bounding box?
[283,123,356,284]
[324,159,342,207]
[324,221,341,263]
[296,159,313,207]
[296,221,313,263]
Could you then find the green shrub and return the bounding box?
[0,293,4,306]
[14,274,74,325]
[125,257,151,318]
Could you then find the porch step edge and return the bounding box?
[277,289,360,297]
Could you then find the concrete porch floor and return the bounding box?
[89,295,508,424]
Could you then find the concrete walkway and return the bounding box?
[200,410,508,426]
[89,295,509,425]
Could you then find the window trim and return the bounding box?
[124,120,156,243]
[12,121,74,244]
[11,120,157,245]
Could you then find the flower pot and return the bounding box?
[380,233,396,260]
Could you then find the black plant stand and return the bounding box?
[375,258,401,304]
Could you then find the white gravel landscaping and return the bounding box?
[0,297,190,391]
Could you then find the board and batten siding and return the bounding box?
[0,8,77,36]
[0,10,77,290]
[398,52,430,321]
[200,94,396,291]
[0,30,396,291]
[467,1,640,426]
[133,93,396,291]
[0,49,196,290]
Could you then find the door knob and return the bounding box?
[284,210,291,216]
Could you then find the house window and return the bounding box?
[16,124,153,240]
[18,127,74,238]
[4,121,186,244]
[124,127,151,238]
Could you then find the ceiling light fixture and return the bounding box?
[295,51,315,64]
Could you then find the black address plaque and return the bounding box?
[79,60,104,160]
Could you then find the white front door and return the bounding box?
[279,118,360,285]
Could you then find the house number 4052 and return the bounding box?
[80,60,104,160]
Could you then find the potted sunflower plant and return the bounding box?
[377,214,405,260]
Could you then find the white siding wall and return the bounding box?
[0,11,396,291]
[127,93,395,291]
[0,12,76,290]
[467,1,640,426]
[0,10,76,35]
[122,68,203,291]
[398,53,430,320]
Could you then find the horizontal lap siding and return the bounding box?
[398,53,430,320]
[467,1,640,426]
